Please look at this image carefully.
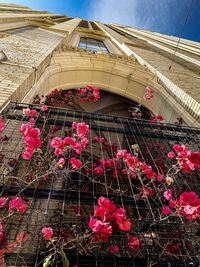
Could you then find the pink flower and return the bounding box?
[169,199,176,208]
[94,206,109,222]
[176,192,200,220]
[93,166,103,174]
[0,117,5,134]
[58,158,65,166]
[70,158,82,169]
[145,86,153,94]
[50,137,64,149]
[108,244,119,254]
[117,218,132,231]
[22,151,32,160]
[76,122,90,137]
[23,108,37,117]
[162,206,171,215]
[167,151,176,159]
[9,197,28,214]
[112,208,126,222]
[89,217,102,233]
[128,235,141,252]
[151,115,165,123]
[0,197,7,208]
[101,223,112,235]
[98,196,116,213]
[156,174,164,183]
[29,118,35,124]
[63,137,77,147]
[140,186,155,198]
[163,189,173,200]
[41,105,48,111]
[42,227,53,240]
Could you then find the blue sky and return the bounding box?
[1,0,200,42]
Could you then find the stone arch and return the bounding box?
[22,51,196,125]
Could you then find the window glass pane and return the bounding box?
[79,38,109,53]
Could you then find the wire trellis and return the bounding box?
[0,102,200,267]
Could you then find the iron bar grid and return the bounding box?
[0,102,200,267]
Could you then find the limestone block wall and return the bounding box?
[128,46,200,103]
[0,28,64,67]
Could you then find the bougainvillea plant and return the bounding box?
[0,85,199,266]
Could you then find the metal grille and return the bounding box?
[1,102,200,267]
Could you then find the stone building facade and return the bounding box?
[0,3,200,126]
[0,4,200,267]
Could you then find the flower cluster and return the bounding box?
[51,122,90,169]
[151,115,165,123]
[9,196,28,214]
[89,196,132,243]
[143,86,154,101]
[23,108,38,117]
[42,227,54,240]
[116,149,157,181]
[0,117,5,134]
[168,144,200,172]
[45,86,101,107]
[128,235,141,252]
[76,85,100,103]
[163,191,200,220]
[20,124,42,160]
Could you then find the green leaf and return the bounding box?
[43,255,52,267]
[61,251,69,267]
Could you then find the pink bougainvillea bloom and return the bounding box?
[156,174,164,183]
[50,137,64,149]
[145,86,153,94]
[41,105,48,111]
[117,218,132,231]
[76,122,90,137]
[0,117,5,134]
[89,217,102,233]
[98,196,116,213]
[128,235,141,252]
[93,166,103,175]
[42,227,53,240]
[63,137,77,147]
[29,118,35,124]
[23,108,38,117]
[169,199,176,208]
[72,122,77,129]
[112,208,126,222]
[167,151,176,159]
[108,244,119,254]
[0,197,7,209]
[163,189,173,200]
[151,115,165,123]
[94,206,109,222]
[176,192,200,220]
[22,151,32,160]
[58,158,65,165]
[162,206,171,215]
[9,197,28,214]
[140,186,155,198]
[172,144,200,173]
[101,223,112,235]
[70,158,82,169]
